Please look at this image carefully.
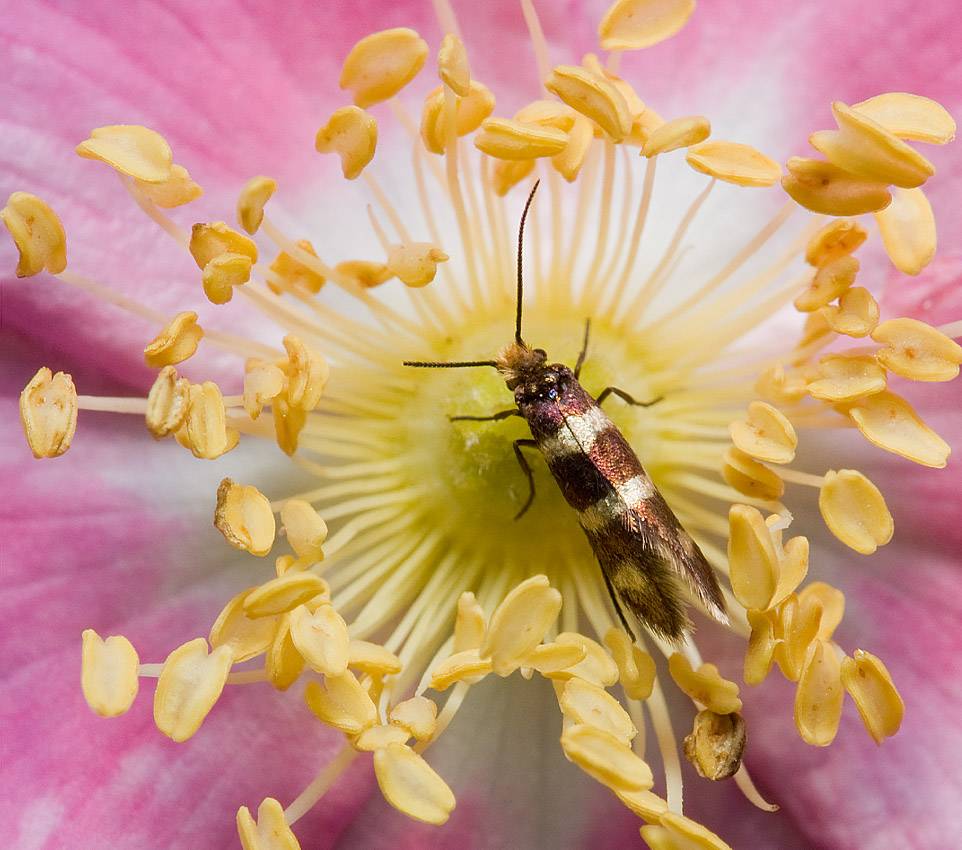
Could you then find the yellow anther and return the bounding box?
[873,317,962,382]
[304,671,378,735]
[627,105,665,147]
[202,251,253,304]
[523,641,587,675]
[236,797,301,850]
[389,696,438,741]
[19,367,78,459]
[773,593,822,682]
[782,156,891,216]
[348,640,402,677]
[189,221,258,270]
[209,587,278,663]
[544,65,632,142]
[289,603,350,676]
[598,0,696,50]
[1,192,67,277]
[269,240,326,296]
[353,724,410,752]
[272,391,307,456]
[315,106,378,180]
[135,164,203,209]
[491,159,536,197]
[729,401,797,465]
[840,649,904,744]
[798,581,845,642]
[810,101,935,188]
[237,176,276,235]
[153,638,233,742]
[667,654,742,714]
[685,140,782,187]
[641,812,733,850]
[243,572,328,619]
[721,447,785,502]
[561,723,654,792]
[81,629,139,717]
[214,478,275,556]
[875,186,937,276]
[552,115,595,181]
[514,99,579,133]
[280,499,328,562]
[265,614,304,691]
[75,124,173,183]
[754,362,808,405]
[847,390,949,468]
[772,535,809,608]
[430,649,492,691]
[386,242,449,288]
[818,469,893,555]
[683,710,746,781]
[420,82,496,154]
[642,115,710,158]
[603,628,656,701]
[615,787,669,821]
[335,259,393,288]
[744,608,779,686]
[807,354,886,403]
[373,743,456,825]
[340,27,428,108]
[805,218,868,267]
[438,32,470,95]
[794,639,844,746]
[145,366,189,438]
[560,678,637,744]
[852,92,956,145]
[820,287,879,338]
[479,575,562,676]
[474,117,568,160]
[243,361,285,420]
[144,311,203,368]
[582,54,646,120]
[794,254,859,312]
[545,632,619,687]
[727,504,778,611]
[282,335,329,411]
[453,591,486,653]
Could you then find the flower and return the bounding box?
[3,1,962,848]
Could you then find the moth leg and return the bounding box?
[599,565,637,642]
[512,438,540,520]
[574,318,591,379]
[449,408,521,422]
[596,386,664,408]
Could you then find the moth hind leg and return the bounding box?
[512,438,539,520]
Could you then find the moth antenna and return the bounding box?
[403,360,499,369]
[515,179,540,347]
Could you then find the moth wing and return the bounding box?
[587,495,728,641]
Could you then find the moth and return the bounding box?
[405,182,727,641]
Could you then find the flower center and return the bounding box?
[398,303,671,568]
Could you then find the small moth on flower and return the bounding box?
[406,183,727,641]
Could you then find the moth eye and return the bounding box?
[548,388,558,400]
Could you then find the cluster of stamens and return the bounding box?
[5,0,961,847]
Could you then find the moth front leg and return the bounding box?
[448,408,521,422]
[596,387,664,408]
